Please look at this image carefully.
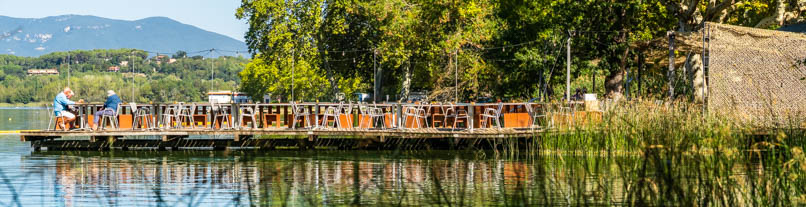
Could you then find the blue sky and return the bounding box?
[0,0,248,41]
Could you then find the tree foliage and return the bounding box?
[0,49,247,104]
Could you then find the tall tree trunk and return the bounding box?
[400,60,412,101]
[605,33,630,100]
[323,57,338,97]
[690,53,707,103]
[373,51,382,102]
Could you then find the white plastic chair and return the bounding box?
[338,101,354,128]
[238,104,258,129]
[480,102,503,129]
[368,102,386,129]
[447,103,471,130]
[211,101,232,129]
[526,103,550,129]
[320,102,341,129]
[291,101,312,129]
[98,105,121,130]
[161,104,179,129]
[47,103,68,131]
[131,103,154,130]
[174,102,195,129]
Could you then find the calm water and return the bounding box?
[0,109,796,206]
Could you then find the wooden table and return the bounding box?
[503,113,531,128]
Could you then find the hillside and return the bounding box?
[0,15,247,57]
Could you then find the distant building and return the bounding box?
[208,91,252,104]
[153,55,167,65]
[119,61,128,66]
[168,58,177,64]
[107,66,120,72]
[27,69,59,76]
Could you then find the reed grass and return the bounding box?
[528,99,806,206]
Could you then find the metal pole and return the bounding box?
[291,49,297,101]
[705,24,711,111]
[131,50,135,100]
[668,31,675,99]
[566,32,572,103]
[211,49,215,90]
[638,51,644,97]
[372,49,380,102]
[67,51,70,87]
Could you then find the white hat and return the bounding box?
[107,90,115,97]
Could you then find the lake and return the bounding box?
[0,109,801,206]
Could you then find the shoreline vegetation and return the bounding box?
[0,49,247,104]
[0,102,49,107]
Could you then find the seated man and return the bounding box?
[53,87,83,130]
[92,90,122,130]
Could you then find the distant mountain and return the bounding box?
[0,15,247,57]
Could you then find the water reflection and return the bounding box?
[40,151,561,206]
[3,147,801,206]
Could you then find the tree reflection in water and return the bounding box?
[0,149,801,206]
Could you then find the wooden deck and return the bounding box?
[21,127,545,141]
[20,128,547,151]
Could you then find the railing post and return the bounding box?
[397,102,403,129]
[155,103,162,128]
[468,103,475,129]
[315,102,320,128]
[231,102,238,128]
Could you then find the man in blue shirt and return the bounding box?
[53,87,83,130]
[92,90,122,131]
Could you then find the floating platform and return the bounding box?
[21,102,574,150]
[20,128,546,150]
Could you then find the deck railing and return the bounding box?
[52,102,589,131]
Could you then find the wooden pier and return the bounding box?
[20,102,585,150]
